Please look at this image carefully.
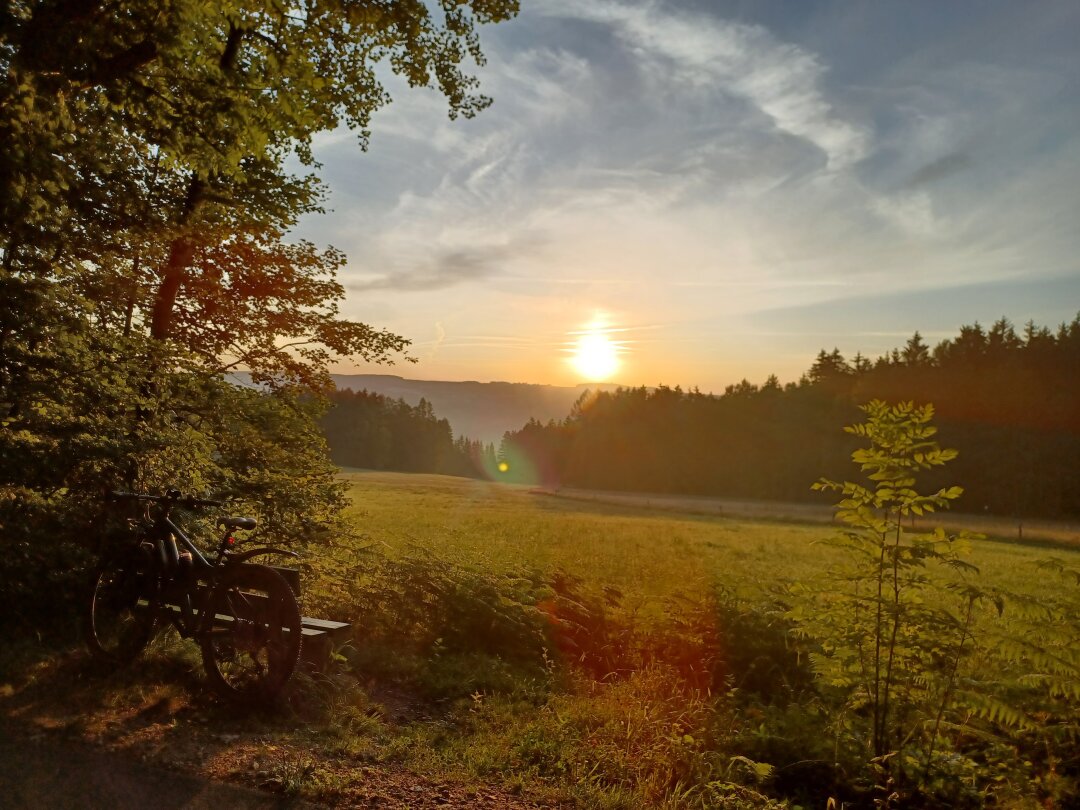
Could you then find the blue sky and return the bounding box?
[292,0,1080,390]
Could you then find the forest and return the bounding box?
[317,316,1080,521]
[496,317,1080,520]
[320,389,497,478]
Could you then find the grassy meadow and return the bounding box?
[292,471,1080,809]
[5,470,1078,809]
[338,471,845,598]
[335,470,1071,599]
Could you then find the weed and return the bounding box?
[264,750,318,795]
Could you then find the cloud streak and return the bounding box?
[349,247,507,293]
[541,0,870,170]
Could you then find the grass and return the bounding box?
[336,470,1071,604]
[4,470,1079,808]
[320,472,1080,807]
[337,472,845,597]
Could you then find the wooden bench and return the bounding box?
[267,566,352,668]
[159,564,351,671]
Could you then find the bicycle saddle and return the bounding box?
[219,516,257,531]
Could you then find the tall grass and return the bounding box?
[301,471,1080,808]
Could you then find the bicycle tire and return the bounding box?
[84,543,159,665]
[199,564,302,704]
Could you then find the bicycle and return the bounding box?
[85,489,303,704]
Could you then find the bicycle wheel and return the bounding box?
[85,543,159,664]
[199,564,302,704]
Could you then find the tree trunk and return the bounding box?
[143,16,247,343]
[146,20,244,343]
[150,237,194,340]
[149,176,204,341]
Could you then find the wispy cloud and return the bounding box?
[540,0,870,170]
[871,190,936,237]
[348,246,510,292]
[905,152,972,188]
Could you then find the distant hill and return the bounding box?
[329,374,622,444]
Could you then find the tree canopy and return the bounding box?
[2,0,518,355]
[0,0,519,631]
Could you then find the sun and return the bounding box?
[570,321,621,381]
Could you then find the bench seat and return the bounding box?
[155,563,351,670]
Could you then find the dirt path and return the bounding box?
[0,722,311,809]
[542,487,1080,547]
[0,708,550,810]
[0,649,559,810]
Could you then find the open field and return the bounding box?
[541,486,1080,549]
[326,473,1080,807]
[5,471,1079,809]
[337,470,1080,600]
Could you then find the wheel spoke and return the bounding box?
[200,567,301,703]
[86,547,157,665]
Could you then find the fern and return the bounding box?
[953,689,1036,731]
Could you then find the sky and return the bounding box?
[292,0,1080,391]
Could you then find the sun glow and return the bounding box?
[570,318,621,381]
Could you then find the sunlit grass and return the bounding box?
[329,472,1080,807]
[339,472,845,599]
[338,470,1074,602]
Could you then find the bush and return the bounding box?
[792,400,1005,803]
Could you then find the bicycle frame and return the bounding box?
[148,511,298,639]
[93,489,305,703]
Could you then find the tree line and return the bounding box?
[320,389,497,478]
[494,317,1080,520]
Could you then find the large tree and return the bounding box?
[0,1,519,630]
[2,0,517,337]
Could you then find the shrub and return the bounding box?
[792,400,1006,802]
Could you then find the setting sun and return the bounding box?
[570,320,621,381]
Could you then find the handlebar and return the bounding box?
[107,490,224,509]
